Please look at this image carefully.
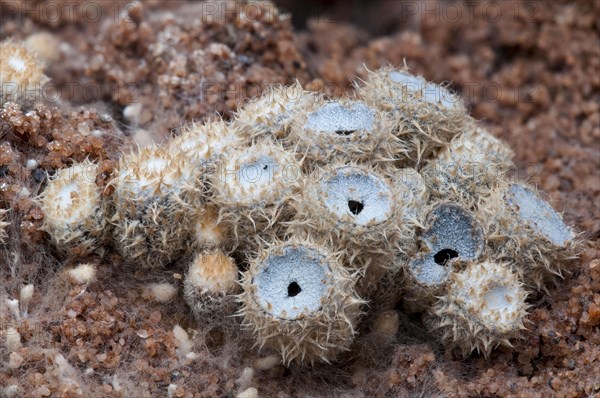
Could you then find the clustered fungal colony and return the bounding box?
[4,42,579,365]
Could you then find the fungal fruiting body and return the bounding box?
[184,250,240,322]
[231,83,315,141]
[425,261,528,357]
[287,97,405,168]
[356,67,471,167]
[291,164,408,295]
[480,182,577,290]
[110,145,201,268]
[31,66,580,362]
[38,160,106,256]
[402,202,485,312]
[191,205,229,251]
[209,140,300,250]
[0,39,49,106]
[166,119,240,164]
[238,239,364,365]
[421,127,514,208]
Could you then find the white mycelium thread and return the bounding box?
[320,166,393,226]
[254,246,329,319]
[507,184,573,246]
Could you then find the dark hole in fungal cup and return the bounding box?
[287,281,302,297]
[433,248,458,266]
[348,200,364,215]
[335,130,356,136]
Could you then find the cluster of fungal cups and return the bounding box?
[38,67,578,365]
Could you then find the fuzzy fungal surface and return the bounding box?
[238,240,364,365]
[1,2,597,395]
[0,40,49,107]
[480,181,579,290]
[24,64,578,366]
[38,159,106,257]
[184,250,240,323]
[425,261,529,357]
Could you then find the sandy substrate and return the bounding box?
[0,1,598,397]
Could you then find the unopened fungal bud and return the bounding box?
[39,159,106,257]
[425,260,528,358]
[287,97,405,168]
[402,202,485,312]
[191,205,229,250]
[167,119,241,163]
[110,145,202,267]
[210,140,300,251]
[356,66,472,167]
[0,39,50,107]
[421,127,514,208]
[238,238,364,365]
[25,32,60,63]
[184,250,240,321]
[480,182,578,290]
[231,82,315,141]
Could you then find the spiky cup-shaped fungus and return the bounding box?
[425,261,528,357]
[356,67,472,167]
[110,145,202,268]
[38,160,106,256]
[287,97,405,169]
[421,127,514,208]
[239,239,364,365]
[0,39,50,106]
[184,250,240,322]
[290,164,411,300]
[480,182,577,290]
[209,140,300,251]
[401,202,485,312]
[231,82,316,141]
[291,164,405,266]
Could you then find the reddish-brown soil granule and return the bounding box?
[0,1,598,397]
